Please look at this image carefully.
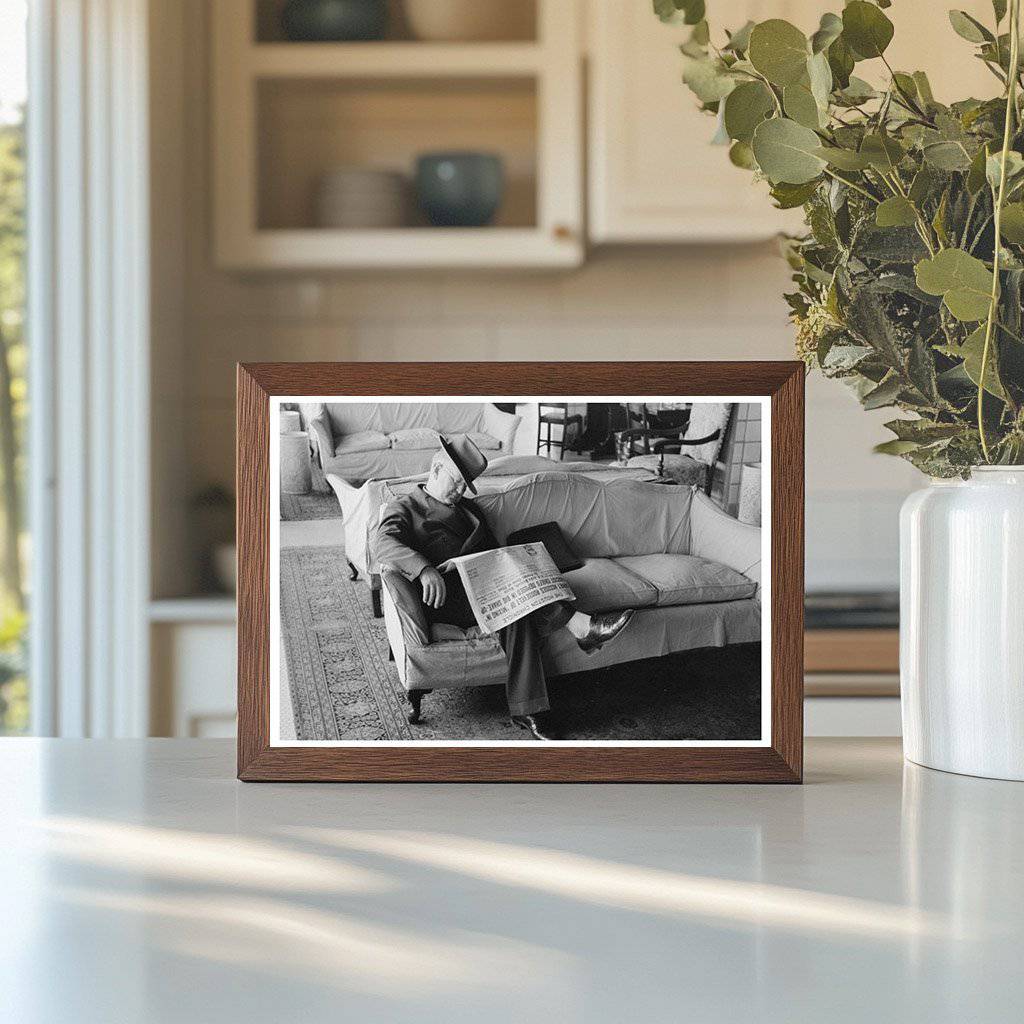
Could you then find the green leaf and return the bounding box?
[681,55,737,103]
[748,19,810,87]
[909,165,936,205]
[915,249,994,321]
[967,143,993,193]
[653,0,676,23]
[993,0,1008,24]
[862,374,902,409]
[923,140,973,171]
[932,190,950,247]
[728,140,758,169]
[948,10,993,44]
[681,0,705,25]
[827,35,855,89]
[912,71,935,105]
[846,284,909,371]
[856,226,929,263]
[842,1,894,60]
[1000,202,1024,242]
[723,81,775,143]
[752,117,827,184]
[814,146,872,170]
[860,133,905,173]
[892,72,919,102]
[986,150,1024,190]
[959,324,1007,398]
[689,20,710,46]
[770,179,820,209]
[874,439,921,455]
[807,51,833,110]
[783,83,822,128]
[724,20,755,53]
[654,0,705,25]
[875,196,918,228]
[836,75,877,104]
[810,12,843,54]
[884,419,963,443]
[908,335,941,403]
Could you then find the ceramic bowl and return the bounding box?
[403,0,534,42]
[415,152,505,227]
[281,0,388,42]
[314,167,409,228]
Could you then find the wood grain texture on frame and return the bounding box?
[237,362,804,783]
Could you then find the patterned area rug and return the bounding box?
[279,491,342,522]
[280,545,762,741]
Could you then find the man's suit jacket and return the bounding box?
[373,485,497,581]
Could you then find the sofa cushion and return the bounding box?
[561,558,658,614]
[389,428,441,451]
[434,402,486,433]
[614,554,756,607]
[467,431,501,451]
[335,430,389,454]
[476,473,693,558]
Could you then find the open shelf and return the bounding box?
[213,0,581,268]
[254,0,538,45]
[257,76,538,232]
[249,42,544,78]
[222,227,579,269]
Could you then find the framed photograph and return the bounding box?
[237,362,804,782]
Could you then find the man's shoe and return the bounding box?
[576,609,635,654]
[512,712,563,741]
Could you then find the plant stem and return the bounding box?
[880,54,930,120]
[750,69,783,117]
[979,0,1021,463]
[821,167,879,203]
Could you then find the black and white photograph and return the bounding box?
[271,397,768,744]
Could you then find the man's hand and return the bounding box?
[419,566,447,610]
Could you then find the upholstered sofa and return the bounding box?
[300,401,519,484]
[330,454,659,586]
[378,472,761,722]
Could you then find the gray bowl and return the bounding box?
[280,0,388,42]
[415,152,505,228]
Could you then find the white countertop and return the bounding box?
[2,738,1021,1023]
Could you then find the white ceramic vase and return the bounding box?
[900,467,1024,781]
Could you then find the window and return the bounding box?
[0,0,28,734]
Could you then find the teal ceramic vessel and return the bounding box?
[415,152,505,227]
[280,0,388,42]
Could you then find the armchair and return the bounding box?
[381,567,508,723]
[619,403,734,492]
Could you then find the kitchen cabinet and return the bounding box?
[211,0,584,269]
[587,0,998,244]
[588,1,811,243]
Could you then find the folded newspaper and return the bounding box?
[437,542,575,634]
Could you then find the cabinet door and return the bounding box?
[588,1,1001,245]
[588,1,813,243]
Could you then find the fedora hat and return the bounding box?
[438,433,488,494]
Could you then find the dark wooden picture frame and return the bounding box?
[238,362,804,782]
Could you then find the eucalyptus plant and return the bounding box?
[659,0,1024,475]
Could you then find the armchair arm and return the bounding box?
[308,413,334,466]
[482,404,521,453]
[689,490,761,593]
[380,567,431,648]
[674,429,721,447]
[653,428,720,456]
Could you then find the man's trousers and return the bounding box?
[426,575,574,716]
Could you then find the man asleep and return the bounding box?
[373,434,634,740]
